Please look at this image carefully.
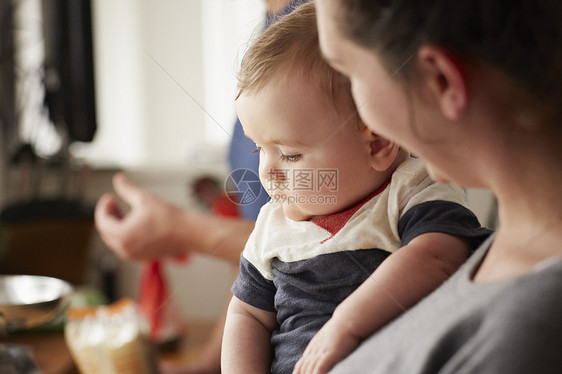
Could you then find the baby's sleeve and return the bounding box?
[231,253,277,312]
[398,200,492,250]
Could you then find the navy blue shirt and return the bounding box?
[233,200,492,374]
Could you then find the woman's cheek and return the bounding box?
[350,82,377,130]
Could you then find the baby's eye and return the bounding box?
[252,146,263,154]
[280,154,301,162]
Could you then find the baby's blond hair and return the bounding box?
[237,2,355,116]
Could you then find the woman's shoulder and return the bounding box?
[489,255,562,318]
[331,240,562,373]
[466,257,562,373]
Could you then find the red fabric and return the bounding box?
[212,193,241,217]
[137,192,240,339]
[312,180,391,243]
[138,260,167,339]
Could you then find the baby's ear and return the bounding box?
[361,127,400,172]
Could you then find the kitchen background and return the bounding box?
[0,0,497,324]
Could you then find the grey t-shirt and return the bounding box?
[332,234,562,373]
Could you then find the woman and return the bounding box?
[302,1,562,373]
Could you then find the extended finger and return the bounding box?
[112,172,144,206]
[95,194,127,243]
[94,194,136,258]
[95,193,123,222]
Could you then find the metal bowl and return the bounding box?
[0,275,72,333]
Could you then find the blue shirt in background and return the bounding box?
[227,0,306,220]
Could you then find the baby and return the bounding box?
[221,3,490,373]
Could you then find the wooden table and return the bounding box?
[0,331,78,374]
[159,320,216,367]
[0,320,215,373]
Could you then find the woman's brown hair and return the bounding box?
[335,0,562,123]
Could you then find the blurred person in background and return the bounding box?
[94,1,305,373]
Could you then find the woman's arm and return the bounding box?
[294,232,469,374]
[222,296,277,373]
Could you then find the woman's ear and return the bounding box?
[417,45,468,120]
[361,126,400,171]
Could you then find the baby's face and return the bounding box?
[236,75,387,221]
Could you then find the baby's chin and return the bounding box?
[282,204,315,222]
[282,203,335,222]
